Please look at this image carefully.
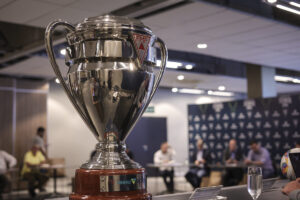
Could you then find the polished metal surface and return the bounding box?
[45,15,167,170]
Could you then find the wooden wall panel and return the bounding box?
[0,91,13,154]
[0,77,13,87]
[15,92,47,163]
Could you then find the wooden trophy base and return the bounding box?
[69,168,152,200]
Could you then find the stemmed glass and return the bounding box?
[247,167,263,200]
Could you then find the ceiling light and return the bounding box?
[218,85,226,91]
[60,49,66,55]
[177,75,184,80]
[207,90,234,97]
[197,43,208,49]
[267,0,277,3]
[55,78,60,84]
[185,64,193,70]
[292,78,300,83]
[290,1,300,8]
[276,4,300,15]
[171,88,178,93]
[156,60,183,69]
[274,75,293,82]
[179,88,204,94]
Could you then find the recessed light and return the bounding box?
[290,1,300,8]
[267,0,277,3]
[60,49,66,55]
[276,4,300,15]
[55,78,60,84]
[207,90,234,97]
[185,64,193,70]
[156,60,183,69]
[179,88,203,94]
[177,75,184,80]
[197,43,207,49]
[218,85,226,91]
[171,88,178,93]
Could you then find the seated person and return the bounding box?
[185,139,211,189]
[244,140,274,179]
[222,139,244,186]
[154,142,175,192]
[21,144,49,197]
[0,150,16,200]
[282,178,300,200]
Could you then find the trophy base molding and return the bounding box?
[69,168,152,200]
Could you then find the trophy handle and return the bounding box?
[150,37,168,100]
[45,20,95,134]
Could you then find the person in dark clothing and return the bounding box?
[185,139,211,189]
[222,139,244,186]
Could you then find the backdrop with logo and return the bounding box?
[188,94,300,165]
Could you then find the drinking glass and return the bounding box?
[247,167,262,200]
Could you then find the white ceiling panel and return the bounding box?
[0,0,14,7]
[39,0,77,6]
[143,1,300,71]
[0,0,59,24]
[199,17,273,38]
[186,10,250,35]
[69,0,139,13]
[142,2,225,28]
[28,7,98,27]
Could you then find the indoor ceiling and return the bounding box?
[0,0,140,27]
[142,1,300,71]
[0,0,300,95]
[0,56,299,95]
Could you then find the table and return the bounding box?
[41,164,66,198]
[48,179,290,200]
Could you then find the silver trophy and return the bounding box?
[45,15,167,198]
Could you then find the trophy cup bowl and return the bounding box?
[45,15,167,200]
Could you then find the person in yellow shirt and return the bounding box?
[21,145,48,198]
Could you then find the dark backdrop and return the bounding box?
[126,116,167,176]
[188,94,300,171]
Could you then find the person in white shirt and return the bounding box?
[153,142,176,192]
[33,127,47,158]
[0,150,17,199]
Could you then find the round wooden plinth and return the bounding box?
[69,168,152,200]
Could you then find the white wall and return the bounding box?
[47,81,235,176]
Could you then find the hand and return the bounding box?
[282,178,300,195]
[195,160,200,165]
[244,159,252,165]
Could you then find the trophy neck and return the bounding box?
[81,142,141,170]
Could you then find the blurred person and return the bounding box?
[33,127,47,158]
[126,148,134,160]
[21,144,49,198]
[0,150,16,200]
[245,140,274,179]
[154,142,175,192]
[296,140,300,148]
[222,139,244,186]
[185,139,211,189]
[282,178,300,200]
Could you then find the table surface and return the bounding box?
[47,179,290,200]
[147,163,247,169]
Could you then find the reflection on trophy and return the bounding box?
[45,15,167,199]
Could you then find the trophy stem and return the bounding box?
[81,142,141,170]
